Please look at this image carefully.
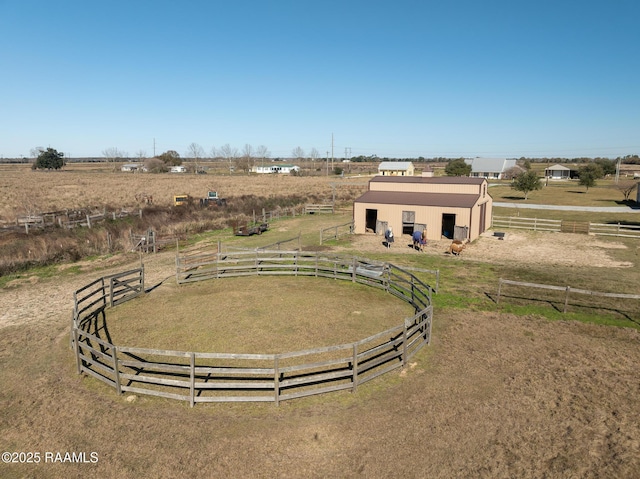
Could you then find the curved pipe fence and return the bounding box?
[72,251,433,406]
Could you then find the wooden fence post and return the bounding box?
[74,328,82,374]
[352,258,357,282]
[402,322,408,367]
[113,347,121,395]
[190,353,195,408]
[352,343,358,393]
[497,279,502,304]
[563,286,571,313]
[274,356,280,406]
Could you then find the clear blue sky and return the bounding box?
[1,0,638,159]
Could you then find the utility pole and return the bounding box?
[326,151,329,176]
[153,138,156,157]
[331,133,334,174]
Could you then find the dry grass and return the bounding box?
[0,163,370,220]
[108,276,413,354]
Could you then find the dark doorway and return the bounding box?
[442,214,456,239]
[365,209,378,232]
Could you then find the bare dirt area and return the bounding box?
[344,230,635,268]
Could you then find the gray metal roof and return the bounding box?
[355,190,480,208]
[464,158,516,173]
[378,161,413,170]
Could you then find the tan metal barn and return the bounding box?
[353,176,493,242]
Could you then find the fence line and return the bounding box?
[305,204,335,214]
[496,278,640,313]
[492,215,640,239]
[319,221,354,245]
[72,252,434,405]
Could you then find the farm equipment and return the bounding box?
[173,194,193,207]
[199,191,227,207]
[234,221,269,236]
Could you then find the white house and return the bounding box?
[170,165,187,173]
[464,158,517,179]
[378,161,415,176]
[121,163,146,172]
[544,164,575,179]
[253,164,300,174]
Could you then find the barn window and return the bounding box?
[402,210,415,235]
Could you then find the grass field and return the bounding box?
[1,165,640,478]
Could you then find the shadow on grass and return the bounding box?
[567,190,587,194]
[499,196,527,201]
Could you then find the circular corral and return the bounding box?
[71,252,434,405]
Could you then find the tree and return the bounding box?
[502,166,524,181]
[103,147,126,171]
[291,146,305,161]
[187,143,205,173]
[144,158,167,173]
[309,148,320,162]
[235,143,254,174]
[578,164,603,192]
[34,147,65,170]
[511,170,541,200]
[593,158,616,176]
[30,146,44,161]
[445,158,471,176]
[255,145,270,167]
[613,180,638,202]
[218,144,238,174]
[157,150,181,166]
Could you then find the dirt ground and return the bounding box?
[343,230,636,268]
[1,231,639,478]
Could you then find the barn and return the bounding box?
[353,176,492,242]
[377,161,415,176]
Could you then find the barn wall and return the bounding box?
[354,202,476,240]
[354,196,493,241]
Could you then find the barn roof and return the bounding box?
[464,158,516,173]
[369,175,485,185]
[378,161,413,171]
[355,190,480,208]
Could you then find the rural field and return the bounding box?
[1,164,639,478]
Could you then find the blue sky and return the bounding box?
[1,0,638,159]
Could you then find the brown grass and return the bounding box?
[108,276,413,354]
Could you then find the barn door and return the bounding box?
[375,220,388,235]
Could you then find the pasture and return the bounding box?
[1,164,640,478]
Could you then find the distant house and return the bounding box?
[353,175,492,242]
[121,163,146,173]
[544,164,578,179]
[464,158,517,179]
[170,165,187,173]
[253,164,300,174]
[378,161,414,176]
